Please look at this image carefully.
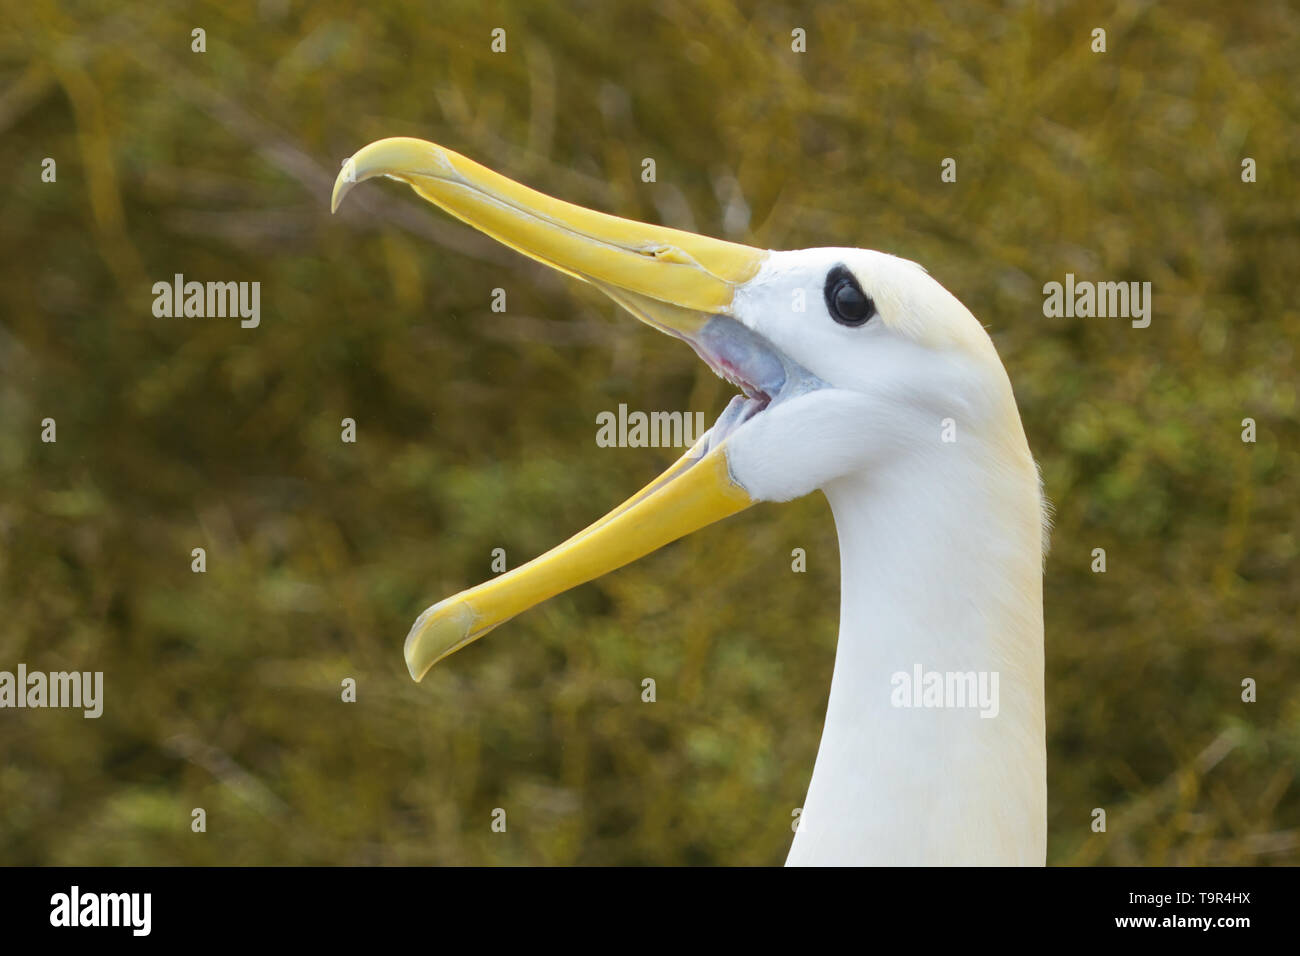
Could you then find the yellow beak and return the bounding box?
[331,137,768,681]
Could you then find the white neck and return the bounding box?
[786,448,1046,865]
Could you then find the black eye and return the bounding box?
[823,265,875,327]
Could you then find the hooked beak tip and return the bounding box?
[403,598,483,683]
[330,158,359,214]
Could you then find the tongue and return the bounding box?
[706,393,768,449]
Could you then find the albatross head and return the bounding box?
[331,137,1038,684]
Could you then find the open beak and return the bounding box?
[332,137,778,681]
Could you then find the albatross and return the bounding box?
[332,138,1048,866]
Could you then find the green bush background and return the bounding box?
[1,0,1296,864]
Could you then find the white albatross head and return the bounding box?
[330,136,1042,686]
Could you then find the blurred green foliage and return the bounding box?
[0,0,1296,865]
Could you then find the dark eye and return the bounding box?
[823,264,875,327]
